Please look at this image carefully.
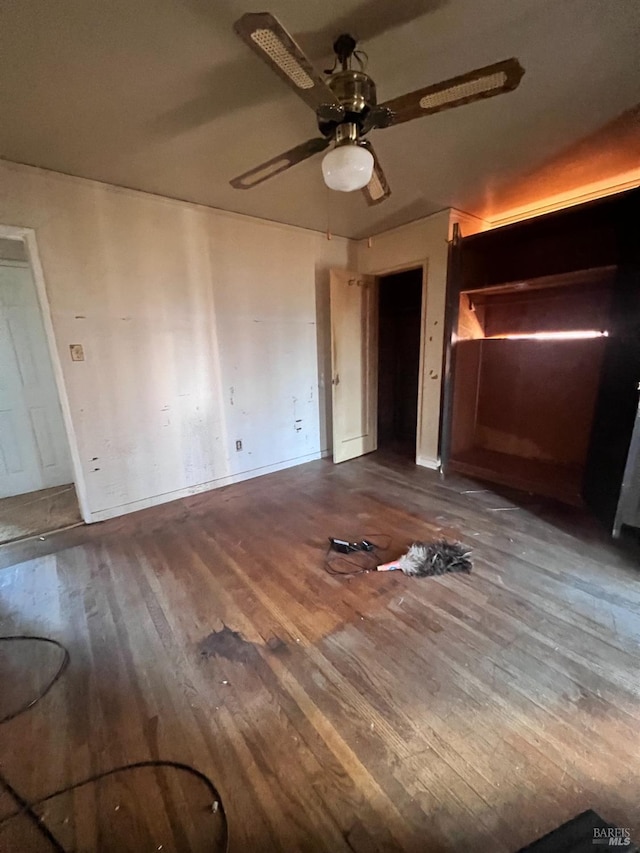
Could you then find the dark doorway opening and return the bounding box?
[377,268,423,456]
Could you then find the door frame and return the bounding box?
[0,224,90,523]
[439,223,462,475]
[368,260,429,465]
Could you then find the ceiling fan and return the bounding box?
[230,12,525,205]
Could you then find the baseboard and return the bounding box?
[416,455,441,471]
[89,450,328,523]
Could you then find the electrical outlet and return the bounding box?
[235,439,243,451]
[69,344,85,362]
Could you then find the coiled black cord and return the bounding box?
[0,635,228,852]
[324,533,391,576]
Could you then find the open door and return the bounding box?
[330,269,378,463]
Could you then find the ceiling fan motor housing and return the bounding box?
[317,70,377,137]
[330,70,377,114]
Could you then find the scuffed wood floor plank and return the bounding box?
[0,450,639,851]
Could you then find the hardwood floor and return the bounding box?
[0,451,639,852]
[0,484,82,546]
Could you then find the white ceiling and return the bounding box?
[1,0,639,238]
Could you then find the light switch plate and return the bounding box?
[70,344,85,362]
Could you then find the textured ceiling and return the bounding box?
[1,0,639,238]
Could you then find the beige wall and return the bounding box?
[0,161,351,521]
[0,158,488,522]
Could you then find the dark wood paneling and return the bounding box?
[450,340,482,455]
[476,339,606,468]
[444,187,640,525]
[481,283,613,337]
[584,266,640,524]
[459,190,637,290]
[449,446,583,505]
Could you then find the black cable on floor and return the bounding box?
[0,770,66,852]
[0,635,69,724]
[0,760,228,852]
[324,549,377,575]
[323,533,392,576]
[0,635,229,852]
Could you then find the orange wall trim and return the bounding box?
[487,171,640,228]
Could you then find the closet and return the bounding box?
[441,187,640,533]
[450,267,615,504]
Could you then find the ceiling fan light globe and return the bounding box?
[322,144,374,192]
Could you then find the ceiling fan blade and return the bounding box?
[380,58,525,125]
[230,137,331,189]
[234,12,341,113]
[361,142,391,205]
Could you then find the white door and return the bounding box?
[330,268,378,463]
[0,261,72,497]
